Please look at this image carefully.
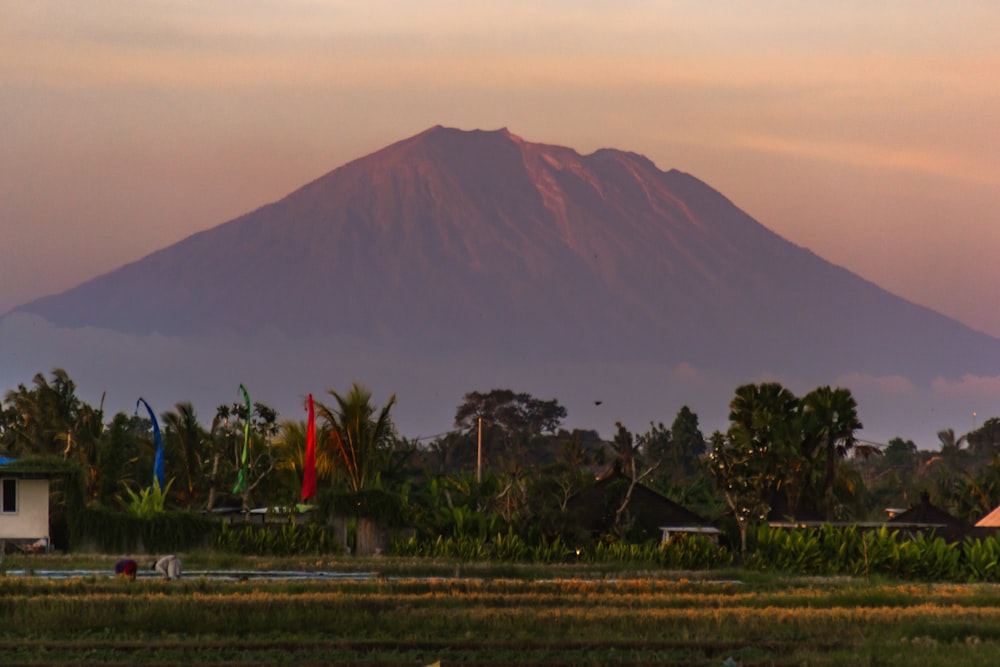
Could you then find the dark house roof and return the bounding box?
[0,457,76,479]
[887,492,967,528]
[884,491,972,543]
[566,467,713,541]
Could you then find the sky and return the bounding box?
[3,1,999,335]
[2,2,1000,442]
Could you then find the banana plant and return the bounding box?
[118,478,174,519]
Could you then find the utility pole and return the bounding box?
[477,417,483,483]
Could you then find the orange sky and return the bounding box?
[2,1,999,340]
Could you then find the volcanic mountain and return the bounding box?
[11,126,998,380]
[5,126,1000,442]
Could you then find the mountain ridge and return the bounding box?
[7,126,999,391]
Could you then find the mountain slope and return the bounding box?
[10,126,1000,384]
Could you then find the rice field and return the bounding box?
[2,563,1000,665]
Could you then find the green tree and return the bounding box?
[1,369,105,500]
[522,461,593,544]
[214,400,282,511]
[453,389,567,471]
[611,421,638,477]
[883,437,918,469]
[937,428,968,456]
[161,402,208,509]
[670,405,706,475]
[426,431,477,472]
[968,418,1000,458]
[608,421,662,539]
[97,413,143,507]
[801,386,863,518]
[276,418,336,496]
[204,409,234,511]
[729,382,807,513]
[556,429,605,471]
[1,369,103,462]
[455,389,566,437]
[637,421,671,469]
[706,429,774,555]
[316,383,397,493]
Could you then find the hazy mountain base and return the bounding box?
[0,312,992,447]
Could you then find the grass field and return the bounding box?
[3,554,1000,665]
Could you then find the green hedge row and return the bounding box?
[67,511,1000,582]
[389,525,1000,581]
[69,509,350,557]
[213,523,345,556]
[390,531,732,568]
[69,508,217,553]
[748,525,1000,581]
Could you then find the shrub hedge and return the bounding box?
[69,507,217,553]
[66,510,1000,583]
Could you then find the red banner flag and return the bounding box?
[301,393,317,501]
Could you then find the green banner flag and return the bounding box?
[233,384,251,494]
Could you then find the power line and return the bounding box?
[410,431,454,442]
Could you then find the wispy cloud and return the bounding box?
[723,132,1000,186]
[836,372,916,396]
[932,374,1000,399]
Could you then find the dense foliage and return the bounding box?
[4,368,1000,562]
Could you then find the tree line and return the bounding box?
[2,369,1000,551]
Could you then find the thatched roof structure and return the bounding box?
[887,492,967,529]
[566,466,714,542]
[885,491,970,542]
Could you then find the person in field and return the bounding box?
[114,558,138,580]
[152,554,182,580]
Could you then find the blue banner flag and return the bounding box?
[135,398,165,492]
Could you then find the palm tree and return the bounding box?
[276,419,336,495]
[727,383,802,467]
[937,428,968,456]
[315,383,397,493]
[728,382,799,440]
[204,409,231,511]
[726,382,810,519]
[2,369,81,456]
[802,386,863,517]
[161,402,207,508]
[1,369,105,498]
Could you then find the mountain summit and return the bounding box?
[13,126,997,382]
[6,126,1000,442]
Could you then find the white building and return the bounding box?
[0,458,56,553]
